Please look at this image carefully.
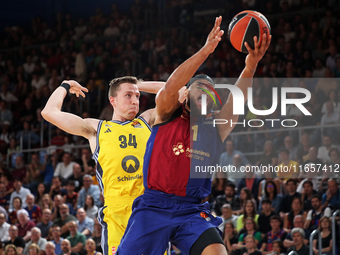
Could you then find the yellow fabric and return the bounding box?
[277,160,299,180]
[94,118,151,253]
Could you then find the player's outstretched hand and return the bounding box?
[244,33,271,71]
[63,80,89,98]
[204,16,224,54]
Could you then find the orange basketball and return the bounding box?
[228,10,271,53]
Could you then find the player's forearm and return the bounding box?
[138,81,165,94]
[41,86,67,122]
[164,46,211,96]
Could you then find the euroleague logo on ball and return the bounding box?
[228,10,271,53]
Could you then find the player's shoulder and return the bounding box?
[84,118,100,135]
[140,108,156,126]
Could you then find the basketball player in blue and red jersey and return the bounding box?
[117,16,271,255]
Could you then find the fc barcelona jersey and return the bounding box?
[93,117,151,205]
[143,106,222,201]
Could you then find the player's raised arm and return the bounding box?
[137,80,165,94]
[41,80,98,141]
[155,16,224,121]
[216,34,271,142]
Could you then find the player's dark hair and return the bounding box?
[286,179,297,186]
[108,76,138,98]
[186,74,215,88]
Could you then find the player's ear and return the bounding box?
[179,86,188,103]
[109,96,117,107]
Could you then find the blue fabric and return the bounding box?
[117,190,222,255]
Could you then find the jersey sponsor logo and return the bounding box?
[200,212,211,221]
[173,142,185,155]
[131,120,143,128]
[104,128,112,133]
[121,155,140,173]
[105,124,112,127]
[112,246,116,255]
[117,174,142,182]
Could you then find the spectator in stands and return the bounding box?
[236,199,259,232]
[304,194,331,232]
[288,228,309,255]
[9,179,31,212]
[68,163,83,193]
[279,179,301,218]
[9,197,22,224]
[51,226,63,255]
[17,208,35,242]
[45,242,57,255]
[222,222,238,254]
[210,172,228,203]
[53,152,76,182]
[80,148,95,176]
[272,240,285,255]
[320,101,340,139]
[91,219,102,252]
[15,121,40,149]
[51,194,63,222]
[283,197,305,233]
[322,178,340,210]
[24,194,42,224]
[212,182,240,216]
[11,155,28,184]
[36,208,53,238]
[237,170,261,203]
[23,227,47,255]
[40,194,53,211]
[0,101,13,126]
[0,182,10,210]
[66,221,86,254]
[299,180,317,212]
[35,184,46,209]
[60,239,78,255]
[217,204,238,232]
[238,235,262,255]
[85,238,102,255]
[4,244,18,255]
[0,212,10,242]
[49,177,67,199]
[258,198,276,237]
[52,203,77,238]
[258,180,282,214]
[312,216,332,255]
[277,149,299,180]
[76,207,94,238]
[63,180,78,215]
[282,136,298,161]
[317,135,338,163]
[302,147,324,166]
[256,140,278,168]
[27,153,44,193]
[77,175,101,209]
[283,215,309,249]
[4,225,26,255]
[219,140,249,167]
[84,195,98,220]
[234,217,262,250]
[260,215,287,253]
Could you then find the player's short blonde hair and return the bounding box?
[108,76,138,98]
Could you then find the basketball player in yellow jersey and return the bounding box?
[42,76,166,255]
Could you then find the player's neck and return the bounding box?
[112,113,134,122]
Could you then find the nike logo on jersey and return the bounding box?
[104,128,112,133]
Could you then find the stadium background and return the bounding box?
[0,0,340,254]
